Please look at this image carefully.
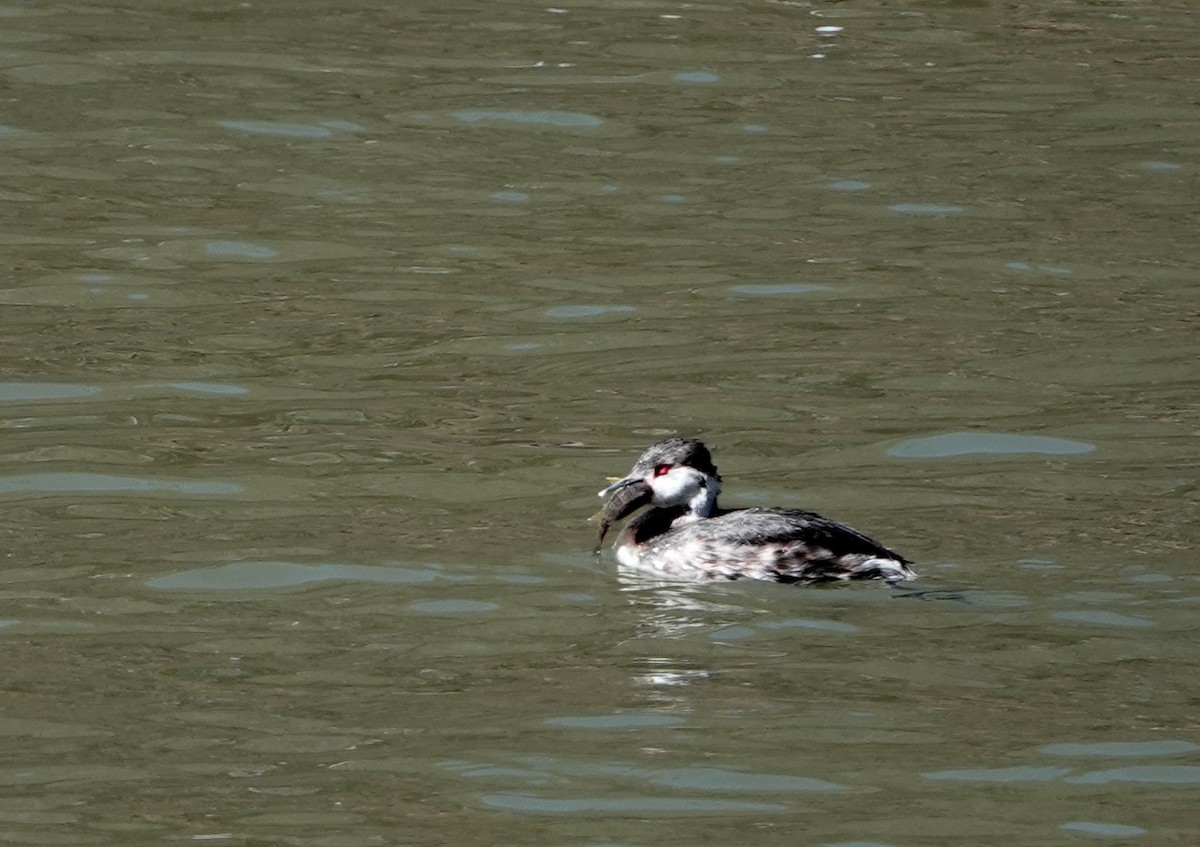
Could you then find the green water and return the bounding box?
[1,0,1197,844]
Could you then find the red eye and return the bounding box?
[654,464,671,477]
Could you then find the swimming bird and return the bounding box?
[595,438,915,584]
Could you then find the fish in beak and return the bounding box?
[592,476,652,549]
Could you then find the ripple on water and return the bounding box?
[923,766,1071,783]
[452,110,602,129]
[479,794,785,816]
[475,754,831,787]
[0,473,240,497]
[1129,573,1173,585]
[1139,160,1182,171]
[113,238,376,265]
[1061,821,1147,837]
[674,71,719,84]
[170,382,250,396]
[205,240,278,259]
[1040,740,1199,758]
[544,714,686,730]
[147,562,443,591]
[887,432,1096,458]
[409,599,498,614]
[730,283,830,296]
[220,119,358,138]
[0,271,203,309]
[1006,261,1073,275]
[889,203,965,215]
[648,767,844,793]
[0,383,100,402]
[544,305,635,319]
[758,617,861,633]
[709,625,756,641]
[1052,610,1154,629]
[1066,766,1200,785]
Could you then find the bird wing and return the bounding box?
[700,508,910,563]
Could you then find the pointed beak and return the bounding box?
[598,474,641,498]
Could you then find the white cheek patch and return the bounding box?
[649,468,702,505]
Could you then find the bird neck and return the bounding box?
[683,476,720,520]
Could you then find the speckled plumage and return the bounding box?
[597,438,915,584]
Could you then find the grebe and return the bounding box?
[595,438,915,584]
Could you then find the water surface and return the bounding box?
[2,1,1198,845]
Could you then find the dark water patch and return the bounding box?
[829,180,870,191]
[888,432,1096,458]
[148,562,444,591]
